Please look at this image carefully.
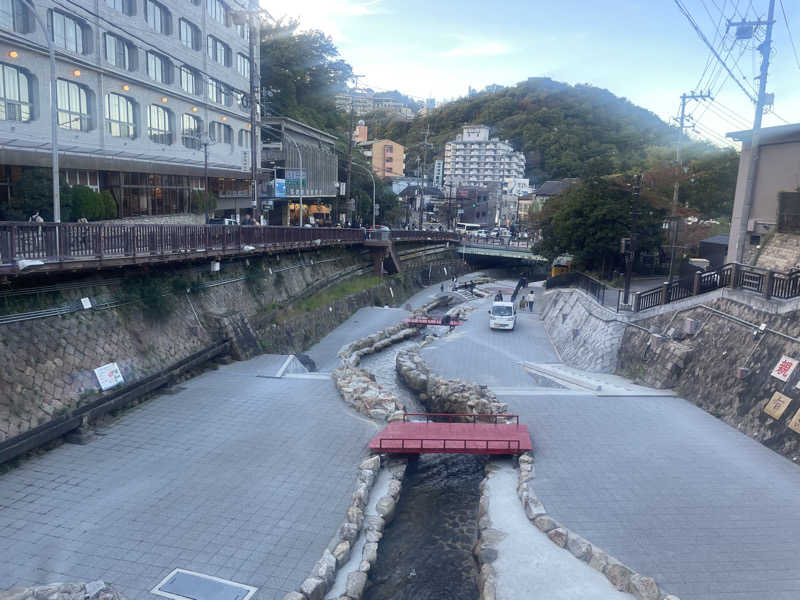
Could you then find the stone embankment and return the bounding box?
[509,452,675,600]
[474,465,502,600]
[332,323,421,421]
[0,581,126,600]
[282,455,408,600]
[395,348,508,415]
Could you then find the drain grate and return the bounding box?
[151,569,257,600]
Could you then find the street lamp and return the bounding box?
[201,134,213,223]
[21,0,59,222]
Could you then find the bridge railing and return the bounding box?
[460,235,532,250]
[0,222,366,270]
[403,412,519,424]
[546,271,606,305]
[378,438,521,451]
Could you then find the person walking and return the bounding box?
[526,290,535,313]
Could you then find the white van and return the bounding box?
[489,301,517,330]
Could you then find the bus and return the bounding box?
[455,222,482,234]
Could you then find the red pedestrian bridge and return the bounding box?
[369,413,532,455]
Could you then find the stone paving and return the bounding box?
[0,313,397,599]
[421,285,800,600]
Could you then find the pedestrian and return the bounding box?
[527,290,535,313]
[440,282,444,293]
[494,291,503,302]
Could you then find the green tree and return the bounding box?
[535,178,666,274]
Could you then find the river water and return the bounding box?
[359,318,484,600]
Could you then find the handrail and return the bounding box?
[403,412,519,424]
[379,438,521,450]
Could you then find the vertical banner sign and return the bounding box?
[274,179,286,198]
[94,362,124,391]
[764,392,793,420]
[770,355,798,382]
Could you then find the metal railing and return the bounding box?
[378,438,521,451]
[403,412,519,424]
[546,271,606,305]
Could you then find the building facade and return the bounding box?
[433,158,443,188]
[359,139,405,179]
[335,89,415,120]
[0,0,258,220]
[443,125,525,192]
[726,124,800,263]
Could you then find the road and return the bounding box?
[421,282,800,600]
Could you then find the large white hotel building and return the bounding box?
[0,0,257,218]
[443,125,526,192]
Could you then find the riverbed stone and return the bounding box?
[364,515,384,532]
[366,528,382,543]
[375,496,396,522]
[345,572,367,599]
[387,479,402,499]
[566,532,592,562]
[524,495,547,520]
[604,559,634,592]
[352,482,370,509]
[357,469,375,487]
[299,577,326,600]
[588,547,610,574]
[629,574,659,600]
[359,560,371,573]
[389,462,406,479]
[362,542,379,564]
[311,550,337,587]
[346,506,364,529]
[339,522,359,543]
[332,541,351,567]
[533,515,560,533]
[547,527,568,547]
[280,593,305,600]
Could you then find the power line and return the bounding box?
[779,0,800,69]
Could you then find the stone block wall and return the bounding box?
[538,289,628,373]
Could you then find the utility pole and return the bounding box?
[668,90,711,282]
[730,0,776,263]
[247,1,260,225]
[345,75,363,226]
[418,123,431,230]
[623,174,642,306]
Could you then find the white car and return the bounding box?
[489,301,517,330]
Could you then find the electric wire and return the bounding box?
[779,0,800,69]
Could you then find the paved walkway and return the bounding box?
[421,283,800,600]
[0,307,413,599]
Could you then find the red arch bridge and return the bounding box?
[368,413,532,455]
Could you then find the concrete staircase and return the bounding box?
[755,232,800,271]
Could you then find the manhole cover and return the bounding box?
[152,569,256,600]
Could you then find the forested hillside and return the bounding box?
[365,77,723,183]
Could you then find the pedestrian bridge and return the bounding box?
[459,239,548,263]
[369,413,532,455]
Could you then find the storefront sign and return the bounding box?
[94,362,124,391]
[770,355,798,382]
[764,392,793,420]
[274,179,286,198]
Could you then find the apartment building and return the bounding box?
[359,138,405,179]
[443,125,526,193]
[0,0,258,220]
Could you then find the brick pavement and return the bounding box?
[0,357,377,600]
[422,290,800,600]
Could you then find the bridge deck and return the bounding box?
[369,413,532,455]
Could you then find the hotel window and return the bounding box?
[182,113,201,149]
[105,93,136,138]
[57,79,91,131]
[104,33,134,70]
[236,54,249,79]
[236,22,248,40]
[206,0,226,24]
[147,51,171,83]
[0,63,32,122]
[50,11,86,53]
[179,18,200,50]
[237,129,250,147]
[105,0,133,15]
[179,66,199,95]
[207,78,231,106]
[144,0,169,34]
[209,120,231,144]
[0,0,30,32]
[207,35,231,67]
[147,104,172,144]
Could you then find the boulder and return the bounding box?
[524,496,547,521]
[299,577,326,600]
[339,522,359,543]
[604,559,634,592]
[566,533,592,562]
[588,548,609,574]
[311,550,337,586]
[362,542,379,564]
[358,560,371,573]
[345,572,367,599]
[547,527,567,547]
[352,482,370,509]
[366,529,382,543]
[533,515,560,533]
[364,515,385,532]
[280,593,305,600]
[360,455,380,472]
[332,541,351,567]
[387,479,402,499]
[375,496,396,522]
[629,574,659,600]
[0,589,33,600]
[357,469,375,488]
[347,506,364,529]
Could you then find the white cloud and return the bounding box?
[443,40,511,58]
[263,0,385,40]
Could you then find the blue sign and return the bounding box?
[275,179,286,198]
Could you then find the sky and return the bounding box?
[263,0,800,148]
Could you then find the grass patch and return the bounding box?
[282,275,382,319]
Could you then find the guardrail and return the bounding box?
[549,263,800,313]
[545,271,607,305]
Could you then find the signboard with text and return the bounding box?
[285,169,307,193]
[94,362,124,391]
[274,179,286,198]
[770,355,798,382]
[788,408,800,434]
[764,392,793,420]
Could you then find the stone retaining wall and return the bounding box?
[0,581,127,600]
